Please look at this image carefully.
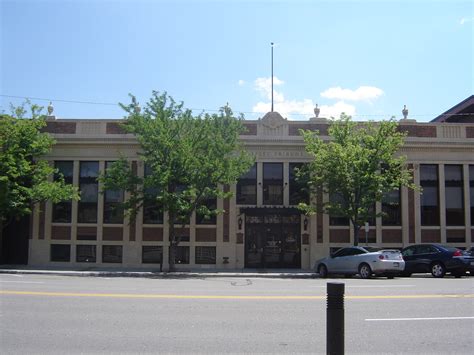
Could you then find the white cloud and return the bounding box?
[320,86,384,102]
[460,17,473,25]
[254,76,285,101]
[251,77,358,119]
[238,79,245,86]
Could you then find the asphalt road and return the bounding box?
[1,274,473,354]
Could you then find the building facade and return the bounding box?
[26,100,474,270]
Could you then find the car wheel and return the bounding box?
[318,264,328,278]
[431,262,446,278]
[359,263,372,279]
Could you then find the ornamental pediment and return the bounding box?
[259,111,289,136]
[260,111,287,129]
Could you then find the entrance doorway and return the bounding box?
[244,209,301,268]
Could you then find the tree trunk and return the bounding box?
[168,213,176,272]
[353,224,360,246]
[0,219,3,264]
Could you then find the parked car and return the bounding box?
[315,246,405,279]
[400,244,474,278]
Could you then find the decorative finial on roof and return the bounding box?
[402,105,408,119]
[314,104,320,118]
[47,102,54,116]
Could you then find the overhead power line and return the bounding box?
[0,94,472,118]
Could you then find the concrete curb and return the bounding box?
[0,269,317,279]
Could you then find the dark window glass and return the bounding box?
[470,165,474,225]
[263,163,283,205]
[142,246,163,264]
[143,165,164,224]
[172,246,189,264]
[50,244,70,262]
[420,165,439,226]
[289,163,309,205]
[78,161,99,223]
[237,163,257,205]
[195,246,216,264]
[102,245,122,263]
[52,161,74,223]
[382,189,401,225]
[104,162,124,224]
[76,245,96,263]
[445,165,464,226]
[329,193,349,226]
[196,198,217,225]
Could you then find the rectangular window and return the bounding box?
[172,246,189,264]
[289,163,309,205]
[50,244,70,262]
[329,193,349,226]
[142,246,163,264]
[470,165,474,225]
[382,189,401,225]
[420,165,440,226]
[143,164,164,224]
[195,246,216,264]
[263,163,283,205]
[445,165,464,226]
[78,161,99,223]
[236,163,257,205]
[103,162,124,224]
[52,161,74,223]
[102,245,122,263]
[196,198,217,225]
[76,245,96,263]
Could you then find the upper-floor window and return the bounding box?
[236,163,257,205]
[382,189,401,225]
[78,161,99,223]
[263,163,283,205]
[445,165,464,226]
[420,165,439,226]
[143,164,164,224]
[289,163,309,205]
[52,161,73,223]
[329,193,349,226]
[103,161,124,224]
[196,198,217,225]
[470,165,474,225]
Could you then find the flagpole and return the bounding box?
[271,42,274,112]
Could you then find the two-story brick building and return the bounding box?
[16,96,474,270]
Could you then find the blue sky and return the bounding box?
[1,0,472,121]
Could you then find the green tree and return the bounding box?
[100,91,254,271]
[299,114,416,246]
[0,102,79,258]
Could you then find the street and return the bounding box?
[1,274,473,354]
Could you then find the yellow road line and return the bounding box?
[1,290,473,300]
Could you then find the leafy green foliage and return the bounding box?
[299,113,416,245]
[100,91,254,269]
[0,102,79,224]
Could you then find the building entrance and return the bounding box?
[244,209,301,268]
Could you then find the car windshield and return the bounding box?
[362,247,381,253]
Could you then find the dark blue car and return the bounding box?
[401,244,474,278]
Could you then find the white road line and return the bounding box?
[366,316,474,321]
[0,281,44,284]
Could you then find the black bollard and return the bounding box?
[327,282,345,355]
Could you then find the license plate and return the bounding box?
[393,262,399,267]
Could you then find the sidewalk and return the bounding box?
[0,265,317,279]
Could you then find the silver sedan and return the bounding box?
[315,246,405,279]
